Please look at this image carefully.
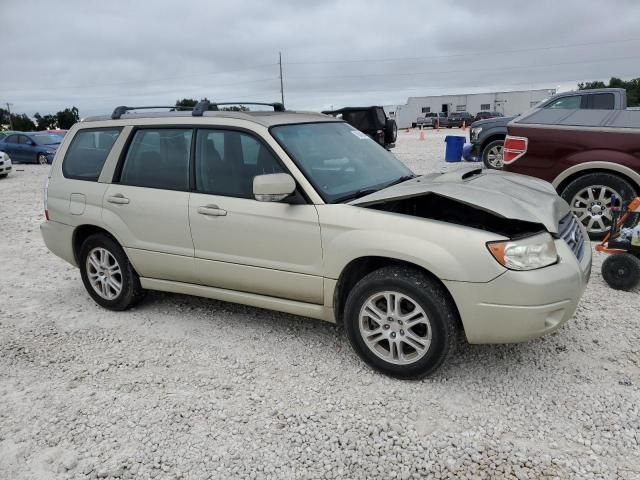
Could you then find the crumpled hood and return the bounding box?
[350,168,570,234]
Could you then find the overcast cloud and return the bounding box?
[2,0,639,117]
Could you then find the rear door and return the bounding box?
[188,128,323,303]
[102,127,196,283]
[1,135,19,159]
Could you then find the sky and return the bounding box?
[2,0,640,118]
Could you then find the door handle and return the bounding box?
[107,194,130,205]
[197,204,227,216]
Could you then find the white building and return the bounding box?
[385,88,556,128]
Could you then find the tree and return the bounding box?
[34,112,57,131]
[578,77,640,107]
[174,98,248,111]
[175,98,199,108]
[56,107,79,129]
[10,113,36,131]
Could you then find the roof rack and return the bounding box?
[191,101,285,116]
[111,105,193,120]
[110,101,285,120]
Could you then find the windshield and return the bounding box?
[32,134,62,145]
[271,122,413,203]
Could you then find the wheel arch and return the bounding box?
[553,163,640,194]
[72,224,122,265]
[479,133,506,152]
[333,256,461,328]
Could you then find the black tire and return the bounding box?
[79,233,146,310]
[343,266,457,379]
[601,253,640,291]
[481,139,505,169]
[385,119,398,144]
[37,153,48,165]
[0,173,7,178]
[560,173,638,240]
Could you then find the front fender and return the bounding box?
[317,205,506,283]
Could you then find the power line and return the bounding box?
[284,37,640,65]
[286,55,637,81]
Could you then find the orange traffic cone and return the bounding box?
[419,128,425,141]
[462,120,466,131]
[435,119,440,130]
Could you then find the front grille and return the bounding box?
[558,213,585,261]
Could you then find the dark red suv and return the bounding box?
[502,111,640,239]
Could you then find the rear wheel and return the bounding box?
[79,233,146,310]
[343,266,457,379]
[560,173,638,240]
[481,139,505,169]
[37,153,48,165]
[601,253,640,291]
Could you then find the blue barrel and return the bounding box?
[444,135,465,162]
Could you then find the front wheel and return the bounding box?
[343,266,457,379]
[481,139,505,169]
[560,173,638,240]
[79,233,146,310]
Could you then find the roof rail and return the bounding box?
[111,105,193,120]
[191,101,285,116]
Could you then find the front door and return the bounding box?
[188,128,324,304]
[102,127,196,283]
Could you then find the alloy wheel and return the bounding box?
[570,185,619,235]
[38,153,47,165]
[86,247,123,300]
[486,145,504,168]
[358,291,432,365]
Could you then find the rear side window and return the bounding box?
[375,108,386,126]
[5,135,18,143]
[590,93,615,109]
[63,128,122,181]
[119,128,192,191]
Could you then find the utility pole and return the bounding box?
[5,103,14,130]
[279,52,285,108]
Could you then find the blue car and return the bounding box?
[0,132,62,164]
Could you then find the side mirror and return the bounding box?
[253,173,296,202]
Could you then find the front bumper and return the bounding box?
[0,156,12,174]
[444,239,592,344]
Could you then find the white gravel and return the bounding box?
[1,129,639,479]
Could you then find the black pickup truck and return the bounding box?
[467,88,628,169]
[322,106,397,149]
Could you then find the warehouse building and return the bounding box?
[385,88,556,128]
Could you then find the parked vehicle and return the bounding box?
[322,106,397,149]
[0,132,62,164]
[503,106,640,239]
[444,112,474,128]
[416,112,447,128]
[474,111,504,121]
[0,151,12,178]
[467,88,628,170]
[41,101,591,378]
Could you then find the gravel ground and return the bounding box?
[1,129,639,479]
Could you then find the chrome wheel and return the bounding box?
[359,291,432,365]
[570,185,618,235]
[86,247,122,300]
[485,144,504,168]
[38,153,47,165]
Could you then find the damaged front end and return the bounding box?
[351,168,571,239]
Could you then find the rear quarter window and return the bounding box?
[63,128,122,181]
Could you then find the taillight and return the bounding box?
[503,135,528,164]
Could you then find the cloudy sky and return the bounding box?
[2,0,639,118]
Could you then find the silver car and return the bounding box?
[40,104,591,378]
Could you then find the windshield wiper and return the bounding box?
[383,174,416,189]
[333,188,380,204]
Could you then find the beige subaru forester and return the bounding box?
[41,102,592,378]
